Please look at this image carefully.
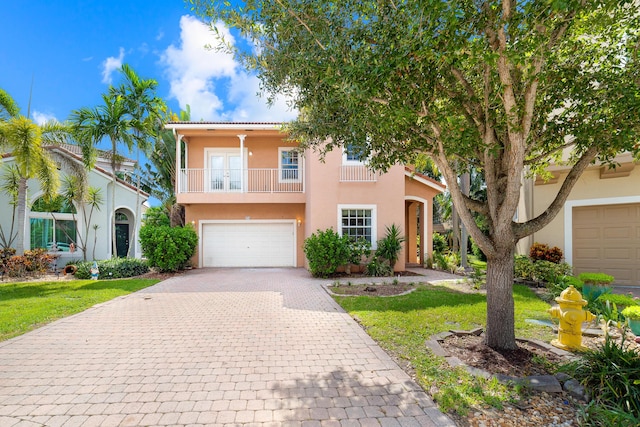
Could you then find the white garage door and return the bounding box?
[573,203,640,286]
[202,221,296,267]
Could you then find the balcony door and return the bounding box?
[207,149,244,192]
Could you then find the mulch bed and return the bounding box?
[327,282,417,296]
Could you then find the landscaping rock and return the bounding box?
[433,331,453,341]
[563,379,590,402]
[554,372,571,383]
[519,375,563,393]
[425,339,448,357]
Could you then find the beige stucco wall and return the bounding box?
[405,175,441,261]
[529,163,640,258]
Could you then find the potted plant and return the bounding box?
[579,272,614,301]
[621,306,640,335]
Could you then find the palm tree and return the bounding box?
[71,92,138,258]
[0,116,68,254]
[111,64,166,257]
[0,89,20,121]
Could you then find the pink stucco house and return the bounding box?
[167,122,445,271]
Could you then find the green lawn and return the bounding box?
[333,283,555,415]
[0,278,160,341]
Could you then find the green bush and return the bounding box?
[561,331,640,424]
[600,294,638,309]
[514,255,535,280]
[139,224,198,272]
[434,251,460,273]
[303,228,351,278]
[579,272,615,286]
[470,237,486,261]
[348,237,371,266]
[365,257,392,277]
[74,258,149,280]
[532,260,572,283]
[142,206,171,227]
[432,232,448,254]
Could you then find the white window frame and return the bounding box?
[337,204,377,248]
[278,147,302,183]
[342,143,366,165]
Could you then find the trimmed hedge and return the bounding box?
[73,258,149,280]
[139,224,198,272]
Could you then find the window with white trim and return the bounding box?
[338,205,377,245]
[279,147,301,182]
[29,195,77,252]
[342,143,365,165]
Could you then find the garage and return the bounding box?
[201,221,296,267]
[573,203,640,286]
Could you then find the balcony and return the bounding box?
[178,168,304,194]
[340,165,378,182]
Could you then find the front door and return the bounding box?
[115,223,129,258]
[209,152,242,192]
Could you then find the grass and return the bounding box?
[332,283,555,416]
[0,278,160,341]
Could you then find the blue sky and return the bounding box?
[1,1,297,127]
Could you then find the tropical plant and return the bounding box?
[58,175,104,261]
[139,224,197,272]
[0,165,20,249]
[70,93,138,258]
[197,1,640,350]
[0,90,70,254]
[111,64,166,256]
[375,224,405,271]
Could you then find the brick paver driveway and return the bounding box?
[0,268,455,427]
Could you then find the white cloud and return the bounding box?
[101,47,125,84]
[160,15,297,122]
[32,111,58,126]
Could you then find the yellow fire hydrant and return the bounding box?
[548,285,595,351]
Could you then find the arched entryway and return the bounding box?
[114,208,133,258]
[405,197,430,266]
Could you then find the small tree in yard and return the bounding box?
[195,1,640,350]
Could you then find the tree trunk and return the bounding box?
[15,177,28,255]
[484,247,517,350]
[111,174,117,258]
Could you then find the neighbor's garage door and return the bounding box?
[202,221,295,267]
[573,203,640,286]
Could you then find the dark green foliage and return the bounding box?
[375,224,404,271]
[139,225,197,272]
[142,206,171,227]
[561,330,640,425]
[303,228,351,278]
[470,237,486,261]
[432,232,448,254]
[74,258,149,280]
[514,255,535,280]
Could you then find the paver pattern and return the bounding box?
[0,268,456,426]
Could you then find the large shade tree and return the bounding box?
[194,0,640,349]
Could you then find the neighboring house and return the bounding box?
[0,143,148,263]
[517,152,640,286]
[167,122,446,271]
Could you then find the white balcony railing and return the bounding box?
[340,165,378,182]
[179,168,304,193]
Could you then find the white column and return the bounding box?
[174,129,182,193]
[237,134,246,192]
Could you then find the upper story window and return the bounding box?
[279,148,301,182]
[342,143,366,165]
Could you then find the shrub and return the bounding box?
[579,272,615,286]
[348,237,371,266]
[529,242,563,263]
[23,248,57,273]
[365,257,392,277]
[303,228,351,278]
[600,294,638,309]
[1,248,58,278]
[74,258,149,280]
[561,331,640,423]
[142,206,171,227]
[432,232,448,254]
[434,251,460,273]
[621,306,640,320]
[514,255,535,280]
[532,260,572,283]
[375,224,405,271]
[139,224,198,272]
[470,237,486,261]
